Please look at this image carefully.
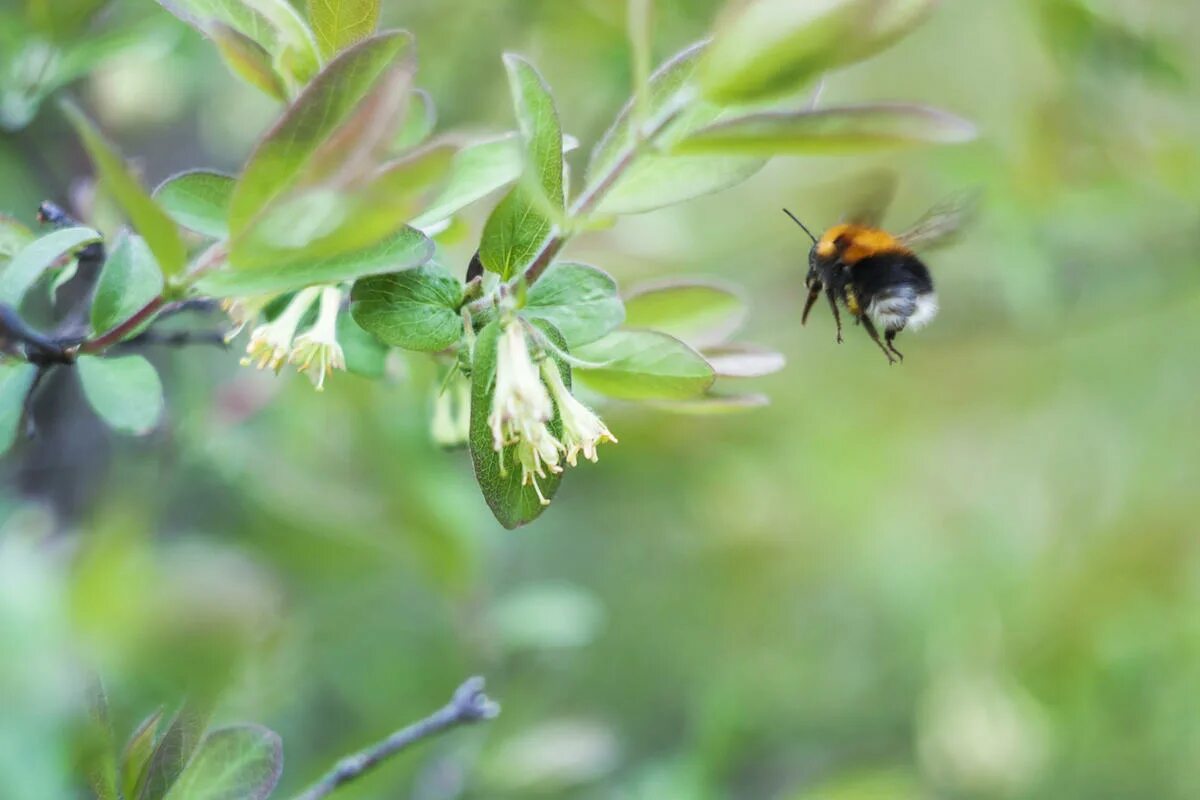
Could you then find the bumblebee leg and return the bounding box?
[884,328,904,361]
[860,315,897,365]
[824,289,843,343]
[801,283,822,325]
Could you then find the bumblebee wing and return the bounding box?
[897,190,980,252]
[842,169,898,228]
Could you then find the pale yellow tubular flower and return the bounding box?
[290,287,346,391]
[487,322,555,451]
[541,358,617,467]
[221,294,274,343]
[241,287,320,373]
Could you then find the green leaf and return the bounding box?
[0,361,37,457]
[522,262,624,348]
[91,232,165,336]
[623,280,747,348]
[699,0,871,104]
[675,104,978,155]
[394,88,436,151]
[0,226,102,306]
[153,0,320,88]
[135,704,209,800]
[336,313,388,377]
[61,102,188,277]
[702,344,786,378]
[350,262,464,352]
[163,725,283,800]
[77,355,164,436]
[120,709,164,800]
[237,143,454,267]
[153,171,237,240]
[700,0,940,104]
[478,55,564,280]
[410,134,521,228]
[588,41,765,216]
[229,31,415,245]
[307,0,380,59]
[207,22,288,101]
[469,319,570,529]
[196,225,432,297]
[574,330,714,400]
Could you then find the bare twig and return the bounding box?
[290,677,499,800]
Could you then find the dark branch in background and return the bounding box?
[114,328,228,351]
[290,677,500,800]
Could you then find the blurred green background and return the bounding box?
[3,0,1200,798]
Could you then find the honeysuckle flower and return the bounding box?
[221,294,274,343]
[289,287,346,391]
[431,371,471,447]
[241,287,320,373]
[515,424,564,506]
[540,358,617,466]
[488,322,564,503]
[488,322,555,449]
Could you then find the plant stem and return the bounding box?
[289,677,499,800]
[79,296,167,354]
[522,100,684,286]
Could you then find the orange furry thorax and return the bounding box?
[815,224,908,265]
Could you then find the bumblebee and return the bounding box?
[784,182,973,364]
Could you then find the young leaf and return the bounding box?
[134,704,210,800]
[521,262,624,348]
[61,102,188,277]
[163,725,283,800]
[674,104,978,155]
[196,226,432,297]
[573,330,714,400]
[350,262,464,352]
[478,55,564,280]
[0,226,102,306]
[623,280,747,348]
[307,0,381,59]
[0,362,37,457]
[91,232,165,336]
[229,31,415,242]
[394,88,436,151]
[699,0,873,104]
[77,355,164,436]
[153,170,237,240]
[207,22,288,101]
[120,709,164,800]
[154,0,320,87]
[701,0,942,104]
[410,134,522,228]
[469,319,570,529]
[237,143,454,267]
[702,344,786,378]
[588,41,765,216]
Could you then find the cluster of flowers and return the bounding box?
[227,286,347,391]
[227,296,616,491]
[483,322,617,505]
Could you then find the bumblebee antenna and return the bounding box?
[782,208,817,244]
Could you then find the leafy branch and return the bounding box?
[0,0,976,526]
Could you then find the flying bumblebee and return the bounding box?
[784,178,975,364]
